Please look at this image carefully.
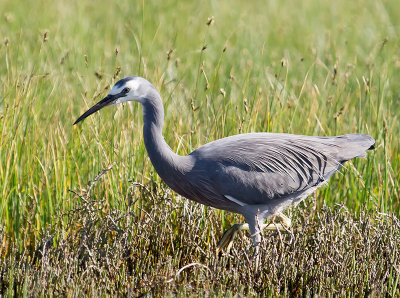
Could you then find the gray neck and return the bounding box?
[141,90,189,183]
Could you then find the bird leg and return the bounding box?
[271,211,292,229]
[216,223,249,254]
[216,212,292,254]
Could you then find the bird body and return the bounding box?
[74,76,375,252]
[183,133,373,209]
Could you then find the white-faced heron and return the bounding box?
[74,76,375,255]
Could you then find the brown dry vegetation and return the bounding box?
[1,167,399,296]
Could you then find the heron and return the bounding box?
[74,76,375,256]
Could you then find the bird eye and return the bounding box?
[122,87,130,94]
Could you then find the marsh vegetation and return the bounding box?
[0,0,399,295]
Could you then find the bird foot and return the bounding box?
[264,212,291,231]
[277,212,292,228]
[217,213,293,254]
[216,223,249,254]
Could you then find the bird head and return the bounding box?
[74,76,149,125]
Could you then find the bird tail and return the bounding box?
[336,134,375,159]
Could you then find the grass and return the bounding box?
[1,175,400,296]
[0,0,399,295]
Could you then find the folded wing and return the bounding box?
[189,133,374,206]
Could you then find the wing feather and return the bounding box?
[188,133,374,205]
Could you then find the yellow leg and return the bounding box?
[217,212,292,253]
[277,211,292,227]
[216,223,249,254]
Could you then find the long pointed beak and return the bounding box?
[74,94,116,125]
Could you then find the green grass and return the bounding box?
[0,0,399,295]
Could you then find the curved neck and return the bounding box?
[141,90,188,181]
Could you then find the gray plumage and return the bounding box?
[74,76,375,252]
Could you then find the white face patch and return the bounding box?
[109,85,123,96]
[109,78,140,95]
[125,79,140,91]
[109,78,143,105]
